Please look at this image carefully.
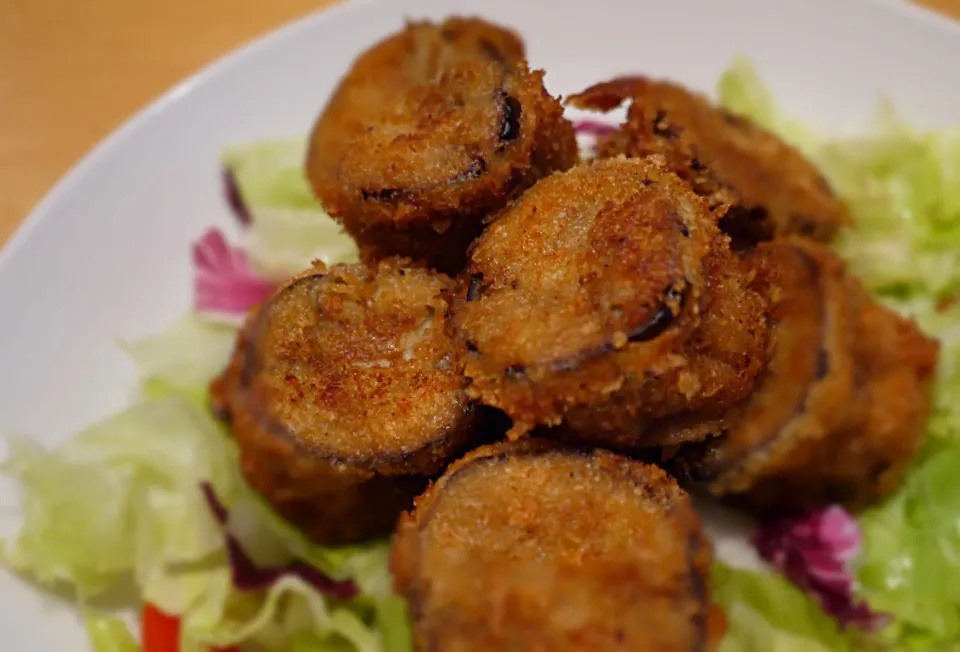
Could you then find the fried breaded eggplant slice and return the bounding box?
[453,157,764,441]
[671,239,938,510]
[564,240,767,449]
[392,439,724,652]
[306,17,578,272]
[674,238,860,496]
[568,77,851,246]
[820,288,939,505]
[210,258,479,544]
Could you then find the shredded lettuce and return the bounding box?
[855,437,960,649]
[222,139,321,211]
[824,123,960,305]
[2,318,403,652]
[1,398,230,597]
[373,596,413,652]
[290,610,381,652]
[718,60,960,650]
[714,563,858,651]
[84,614,139,652]
[222,139,358,278]
[120,315,238,399]
[717,58,818,150]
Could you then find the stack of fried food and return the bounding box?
[210,16,939,652]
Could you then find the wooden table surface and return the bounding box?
[1,0,957,246]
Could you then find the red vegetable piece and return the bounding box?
[142,604,180,652]
[142,603,239,652]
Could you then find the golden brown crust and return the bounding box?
[671,238,939,510]
[563,239,768,448]
[825,288,939,504]
[669,239,855,496]
[453,158,716,437]
[568,76,851,247]
[212,258,480,543]
[454,157,764,443]
[391,440,723,652]
[306,17,577,272]
[729,271,939,509]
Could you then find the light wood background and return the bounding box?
[1,0,957,246]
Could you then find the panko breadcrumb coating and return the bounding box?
[306,17,577,272]
[454,157,765,444]
[210,258,480,544]
[564,239,768,449]
[568,76,851,247]
[671,239,938,510]
[392,439,724,652]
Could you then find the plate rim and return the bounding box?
[1,0,958,275]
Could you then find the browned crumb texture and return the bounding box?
[568,76,851,247]
[454,157,764,444]
[211,258,479,544]
[563,238,768,449]
[392,439,723,652]
[672,238,939,510]
[820,285,939,505]
[306,17,578,272]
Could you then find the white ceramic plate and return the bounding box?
[2,0,959,648]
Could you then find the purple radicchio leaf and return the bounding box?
[191,227,276,315]
[200,483,358,600]
[754,506,890,632]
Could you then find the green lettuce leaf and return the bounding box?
[824,124,960,305]
[222,139,358,278]
[1,398,230,597]
[121,315,238,404]
[713,563,857,651]
[1,394,403,651]
[374,595,414,652]
[84,613,140,652]
[222,139,320,211]
[716,57,818,151]
[855,442,960,649]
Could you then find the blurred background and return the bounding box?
[0,0,956,246]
